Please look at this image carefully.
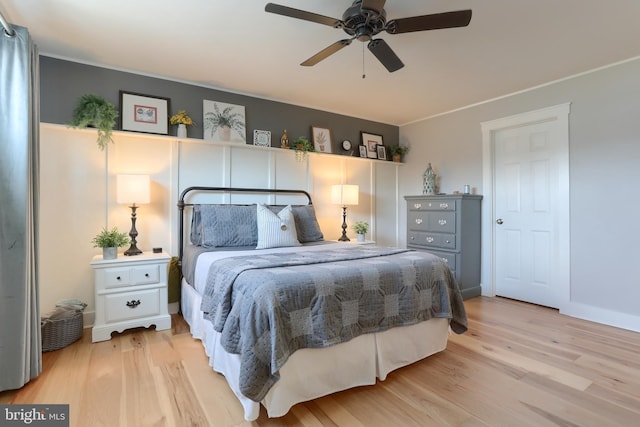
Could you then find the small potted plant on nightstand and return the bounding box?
[352,221,368,243]
[91,227,130,260]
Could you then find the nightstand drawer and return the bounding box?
[103,264,160,289]
[104,288,161,323]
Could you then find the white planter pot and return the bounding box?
[102,247,117,260]
[177,124,187,138]
[356,233,366,243]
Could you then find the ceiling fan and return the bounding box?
[265,1,472,73]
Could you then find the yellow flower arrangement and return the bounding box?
[170,110,195,126]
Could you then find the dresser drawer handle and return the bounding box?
[445,240,451,244]
[410,236,415,240]
[126,300,141,308]
[438,219,447,226]
[439,203,449,209]
[413,203,422,209]
[426,237,434,243]
[415,218,423,224]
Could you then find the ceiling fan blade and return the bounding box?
[265,3,341,28]
[360,0,386,14]
[386,10,472,34]
[367,39,404,72]
[301,39,353,66]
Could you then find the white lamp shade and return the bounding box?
[116,174,150,204]
[331,184,359,206]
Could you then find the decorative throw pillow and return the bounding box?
[266,204,324,243]
[256,204,301,249]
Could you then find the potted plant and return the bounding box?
[68,94,119,150]
[352,221,369,242]
[91,227,130,260]
[203,104,245,141]
[170,110,195,138]
[388,144,409,162]
[292,136,314,161]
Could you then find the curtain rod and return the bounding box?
[0,10,16,37]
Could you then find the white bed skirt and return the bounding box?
[181,279,450,421]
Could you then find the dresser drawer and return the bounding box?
[408,199,456,212]
[103,288,161,323]
[408,211,456,234]
[103,264,160,289]
[408,231,456,250]
[424,250,457,271]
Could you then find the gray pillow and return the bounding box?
[198,205,258,247]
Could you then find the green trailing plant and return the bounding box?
[292,136,314,161]
[91,227,130,248]
[68,94,118,150]
[352,221,368,235]
[203,104,245,141]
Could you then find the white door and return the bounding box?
[493,115,569,308]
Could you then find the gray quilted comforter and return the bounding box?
[200,245,467,401]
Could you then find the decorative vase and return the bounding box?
[423,163,436,195]
[357,233,366,243]
[177,124,187,138]
[102,247,117,260]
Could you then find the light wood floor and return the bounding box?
[2,296,640,426]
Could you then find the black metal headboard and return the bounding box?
[177,186,313,262]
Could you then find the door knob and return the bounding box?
[496,218,503,225]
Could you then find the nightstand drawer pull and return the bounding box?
[117,276,122,281]
[126,299,141,308]
[145,273,150,278]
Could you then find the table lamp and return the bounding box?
[331,184,359,242]
[116,174,150,256]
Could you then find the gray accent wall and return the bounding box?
[39,56,399,152]
[399,57,640,331]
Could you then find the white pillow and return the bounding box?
[256,204,301,249]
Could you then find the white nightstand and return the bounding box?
[334,239,376,245]
[91,251,171,342]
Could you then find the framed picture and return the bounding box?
[120,91,169,135]
[361,131,383,159]
[311,126,333,154]
[253,129,271,147]
[203,100,247,143]
[377,145,387,160]
[359,145,368,158]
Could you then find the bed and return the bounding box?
[177,186,467,421]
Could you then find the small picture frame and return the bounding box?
[253,129,271,147]
[377,145,387,160]
[359,145,368,158]
[311,126,333,154]
[120,91,170,135]
[361,131,383,159]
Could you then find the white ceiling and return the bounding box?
[3,0,640,125]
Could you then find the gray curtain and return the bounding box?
[0,24,41,391]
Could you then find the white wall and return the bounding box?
[38,125,402,325]
[398,57,640,332]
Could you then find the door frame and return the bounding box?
[480,103,571,310]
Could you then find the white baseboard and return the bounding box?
[168,302,179,315]
[561,302,640,333]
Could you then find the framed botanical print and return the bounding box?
[120,91,170,135]
[361,131,383,159]
[311,126,333,154]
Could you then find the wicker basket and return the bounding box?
[41,307,84,352]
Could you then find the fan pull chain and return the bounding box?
[362,43,366,79]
